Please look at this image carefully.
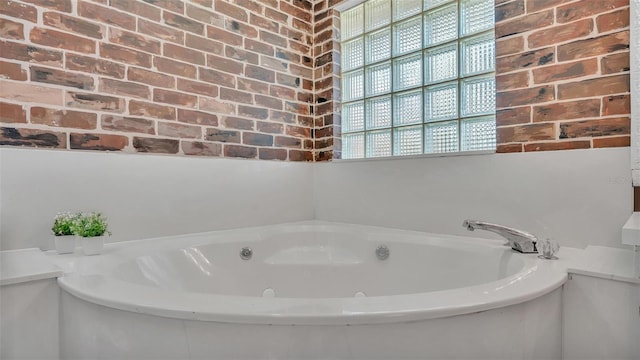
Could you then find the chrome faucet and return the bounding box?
[462,220,538,253]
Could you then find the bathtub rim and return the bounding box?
[55,221,569,326]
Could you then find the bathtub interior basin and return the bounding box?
[56,221,568,325]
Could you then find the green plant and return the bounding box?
[72,212,111,238]
[52,212,77,236]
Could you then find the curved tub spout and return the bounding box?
[463,220,538,253]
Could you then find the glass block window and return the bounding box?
[341,0,496,159]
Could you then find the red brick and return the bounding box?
[199,97,235,114]
[185,4,224,27]
[100,43,151,67]
[140,0,183,14]
[101,115,155,134]
[496,36,524,57]
[70,132,128,151]
[602,94,630,116]
[224,144,257,158]
[177,78,218,97]
[245,64,275,82]
[0,18,23,40]
[559,117,630,139]
[243,132,273,146]
[497,123,555,143]
[238,105,269,120]
[286,125,310,138]
[19,0,70,12]
[532,58,598,84]
[238,78,269,93]
[30,28,95,54]
[497,86,555,108]
[153,89,197,107]
[133,137,179,154]
[0,80,64,105]
[206,25,243,46]
[100,78,150,99]
[220,88,252,104]
[78,1,136,31]
[0,60,27,80]
[557,30,629,61]
[496,106,531,126]
[250,13,279,32]
[259,148,287,160]
[178,109,218,126]
[207,54,244,74]
[215,1,247,22]
[558,74,630,100]
[43,11,105,40]
[524,140,591,151]
[245,39,274,56]
[280,1,311,22]
[164,12,205,35]
[129,100,176,120]
[557,0,628,23]
[496,47,554,73]
[275,135,302,148]
[65,92,124,112]
[495,9,553,38]
[66,54,125,78]
[181,141,221,156]
[205,128,240,142]
[158,121,201,139]
[223,117,254,130]
[163,43,205,65]
[601,52,630,75]
[526,0,573,13]
[593,136,630,148]
[154,57,196,78]
[528,19,593,49]
[533,99,601,122]
[496,143,523,153]
[224,18,258,38]
[257,121,283,134]
[31,66,94,90]
[110,0,161,22]
[0,127,66,148]
[128,67,174,88]
[496,71,529,91]
[138,19,185,44]
[289,149,313,161]
[596,7,630,33]
[185,34,224,55]
[0,0,37,22]
[495,0,524,22]
[0,102,26,123]
[109,28,161,54]
[199,67,235,87]
[31,107,96,129]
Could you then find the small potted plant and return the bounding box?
[72,212,111,255]
[52,212,77,254]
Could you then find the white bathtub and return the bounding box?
[58,222,567,359]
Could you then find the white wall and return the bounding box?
[314,148,633,249]
[0,148,314,250]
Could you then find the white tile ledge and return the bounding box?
[567,246,640,284]
[0,248,63,286]
[622,212,640,246]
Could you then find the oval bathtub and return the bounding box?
[57,222,568,359]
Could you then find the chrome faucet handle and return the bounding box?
[537,238,559,260]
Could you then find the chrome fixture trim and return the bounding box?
[462,220,538,254]
[376,245,390,260]
[240,247,253,260]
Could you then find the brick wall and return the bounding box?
[0,0,632,161]
[494,0,630,152]
[0,0,315,161]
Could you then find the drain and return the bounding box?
[240,247,252,260]
[262,288,275,297]
[354,291,366,298]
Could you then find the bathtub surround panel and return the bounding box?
[0,148,314,250]
[0,0,315,161]
[495,0,631,152]
[314,147,632,249]
[60,285,562,359]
